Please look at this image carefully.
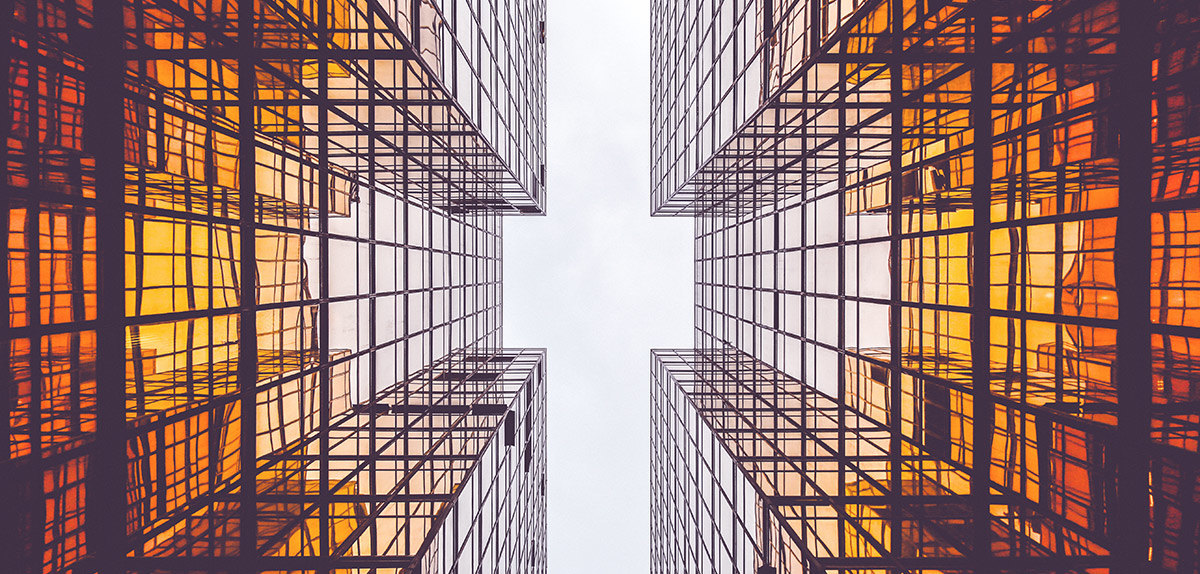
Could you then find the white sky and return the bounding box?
[502,1,694,572]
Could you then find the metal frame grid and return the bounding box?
[651,0,1200,572]
[651,349,767,574]
[653,348,1124,572]
[2,0,547,572]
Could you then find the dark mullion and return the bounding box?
[0,0,11,464]
[89,0,129,571]
[400,57,412,555]
[235,0,260,570]
[28,15,48,569]
[798,62,813,569]
[1113,0,1154,571]
[0,0,9,469]
[317,0,332,570]
[887,0,905,565]
[366,9,380,561]
[836,49,849,563]
[971,2,997,570]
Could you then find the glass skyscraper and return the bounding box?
[651,0,1199,572]
[3,0,547,572]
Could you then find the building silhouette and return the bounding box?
[2,0,546,572]
[650,0,1199,572]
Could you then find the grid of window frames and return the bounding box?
[651,0,1200,572]
[2,0,547,572]
[651,349,770,574]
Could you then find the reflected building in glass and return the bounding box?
[2,0,547,572]
[650,0,1199,572]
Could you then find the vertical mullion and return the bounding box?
[28,13,48,569]
[887,0,904,564]
[1114,0,1153,570]
[367,6,380,561]
[970,2,996,570]
[401,57,412,558]
[0,0,10,469]
[236,0,259,569]
[317,0,332,570]
[90,0,128,571]
[836,50,848,563]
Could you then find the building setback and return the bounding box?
[650,1,1199,572]
[2,0,547,572]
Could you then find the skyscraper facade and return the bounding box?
[3,0,547,572]
[651,1,1199,572]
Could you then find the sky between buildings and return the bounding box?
[503,1,694,572]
